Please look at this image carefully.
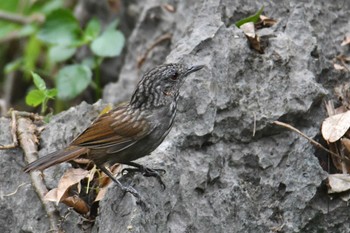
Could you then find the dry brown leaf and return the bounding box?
[61,195,90,215]
[99,164,122,188]
[259,15,277,27]
[241,22,263,53]
[335,83,350,110]
[327,174,350,193]
[94,186,109,202]
[94,164,122,202]
[336,54,350,63]
[137,33,172,68]
[341,35,350,46]
[241,22,256,37]
[328,143,344,172]
[334,55,350,72]
[334,63,346,71]
[56,168,89,204]
[322,111,350,142]
[342,138,350,154]
[44,188,59,202]
[72,158,93,169]
[162,4,176,12]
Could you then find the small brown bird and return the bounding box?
[24,63,204,201]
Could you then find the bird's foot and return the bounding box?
[122,166,166,190]
[96,164,148,210]
[120,185,148,210]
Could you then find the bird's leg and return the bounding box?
[97,164,145,207]
[122,162,166,190]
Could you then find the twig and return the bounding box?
[336,55,350,72]
[0,110,18,149]
[18,118,62,232]
[0,10,44,25]
[0,30,26,43]
[3,183,29,197]
[137,33,172,68]
[273,121,345,161]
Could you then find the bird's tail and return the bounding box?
[23,147,88,172]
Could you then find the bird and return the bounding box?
[23,63,204,202]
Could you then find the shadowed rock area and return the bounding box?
[1,0,350,232]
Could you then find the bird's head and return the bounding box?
[131,63,204,109]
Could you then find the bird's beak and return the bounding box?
[185,65,205,76]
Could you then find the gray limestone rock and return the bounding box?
[1,0,350,232]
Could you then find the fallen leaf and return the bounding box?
[72,158,93,166]
[94,164,122,202]
[336,54,350,63]
[322,111,350,143]
[341,35,350,46]
[56,168,89,204]
[162,4,175,12]
[94,186,108,202]
[61,195,90,215]
[342,137,350,153]
[137,33,172,68]
[98,164,122,188]
[256,15,277,28]
[240,22,264,53]
[44,188,59,202]
[334,63,346,71]
[335,83,350,110]
[327,174,350,193]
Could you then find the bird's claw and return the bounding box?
[121,185,148,210]
[122,166,166,190]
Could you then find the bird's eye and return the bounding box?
[170,72,179,81]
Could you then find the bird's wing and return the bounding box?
[71,105,153,152]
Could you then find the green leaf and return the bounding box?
[4,58,23,74]
[0,1,20,12]
[26,89,46,107]
[56,64,92,100]
[84,18,101,41]
[235,6,264,28]
[38,9,81,45]
[46,88,58,98]
[32,72,46,91]
[49,45,76,63]
[81,57,97,69]
[105,19,119,31]
[41,0,64,14]
[18,24,37,37]
[90,29,125,57]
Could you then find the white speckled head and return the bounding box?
[130,63,204,109]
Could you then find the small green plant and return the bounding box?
[25,72,57,115]
[235,6,264,28]
[0,1,125,113]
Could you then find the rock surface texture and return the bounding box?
[1,0,350,232]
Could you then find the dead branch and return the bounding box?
[0,10,44,25]
[0,110,18,149]
[137,33,172,68]
[18,117,62,232]
[273,120,345,161]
